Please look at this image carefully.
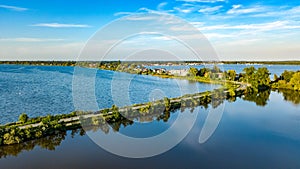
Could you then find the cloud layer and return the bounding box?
[31,23,91,28]
[0,4,28,11]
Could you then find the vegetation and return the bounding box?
[0,129,85,158]
[277,88,300,105]
[18,113,28,124]
[271,70,300,90]
[225,70,237,81]
[239,67,271,91]
[2,60,298,91]
[0,61,76,66]
[188,67,199,77]
[2,60,300,66]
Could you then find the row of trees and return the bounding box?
[188,65,300,91]
[188,65,223,79]
[0,112,80,146]
[239,67,271,91]
[188,65,272,91]
[0,61,76,66]
[99,63,299,92]
[272,70,300,90]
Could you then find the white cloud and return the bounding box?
[227,4,264,14]
[0,38,65,42]
[288,6,300,16]
[157,2,168,10]
[198,5,223,13]
[138,7,157,13]
[0,4,28,11]
[204,33,234,39]
[31,23,91,28]
[176,0,226,3]
[252,6,300,18]
[173,3,199,14]
[122,15,158,21]
[156,2,175,13]
[114,6,172,17]
[198,21,300,31]
[173,3,222,14]
[223,38,263,46]
[174,7,193,13]
[114,12,135,16]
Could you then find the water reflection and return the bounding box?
[0,131,66,158]
[278,89,300,105]
[1,89,299,158]
[242,90,271,106]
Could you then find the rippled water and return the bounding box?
[0,65,218,124]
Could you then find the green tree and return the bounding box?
[290,72,300,90]
[188,67,198,77]
[241,66,270,91]
[273,74,278,80]
[281,70,295,82]
[226,70,236,81]
[164,97,171,111]
[198,68,209,77]
[19,113,28,123]
[256,67,271,89]
[242,66,256,83]
[111,105,120,120]
[111,105,119,113]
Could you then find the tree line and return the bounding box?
[188,65,300,92]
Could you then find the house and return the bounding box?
[169,69,189,76]
[215,73,224,79]
[154,68,166,74]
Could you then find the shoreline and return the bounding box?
[1,60,300,66]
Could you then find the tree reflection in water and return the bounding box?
[1,89,299,158]
[242,90,271,106]
[278,89,300,105]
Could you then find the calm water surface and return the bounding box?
[1,91,300,169]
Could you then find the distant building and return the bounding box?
[215,73,224,79]
[88,63,97,68]
[169,69,189,76]
[153,68,166,74]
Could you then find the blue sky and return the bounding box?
[0,0,300,61]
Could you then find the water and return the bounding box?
[1,90,300,169]
[0,65,218,124]
[1,64,300,168]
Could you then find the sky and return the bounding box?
[0,0,300,61]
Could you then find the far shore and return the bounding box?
[1,60,300,66]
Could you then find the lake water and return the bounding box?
[1,90,300,169]
[1,64,300,169]
[0,65,218,124]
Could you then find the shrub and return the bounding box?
[19,113,29,123]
